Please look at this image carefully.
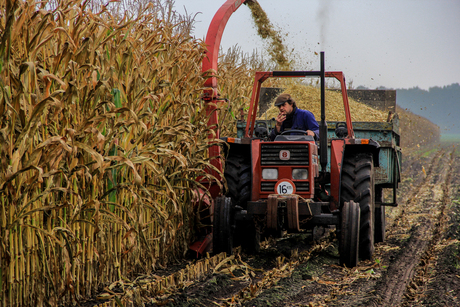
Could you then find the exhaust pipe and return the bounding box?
[320,51,327,174]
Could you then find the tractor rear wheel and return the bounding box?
[374,187,386,243]
[341,153,375,259]
[339,200,360,268]
[224,153,251,208]
[213,196,234,255]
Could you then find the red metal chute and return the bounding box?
[201,0,252,195]
[190,0,251,256]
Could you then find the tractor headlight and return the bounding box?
[292,169,308,180]
[262,168,278,180]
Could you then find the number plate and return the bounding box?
[275,179,296,194]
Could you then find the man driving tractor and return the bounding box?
[269,93,320,141]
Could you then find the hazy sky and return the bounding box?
[173,0,460,90]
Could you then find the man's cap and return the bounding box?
[274,93,292,106]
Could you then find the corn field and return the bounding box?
[0,0,257,305]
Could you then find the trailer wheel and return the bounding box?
[374,187,386,243]
[339,200,360,268]
[341,153,375,259]
[213,196,234,255]
[224,154,251,208]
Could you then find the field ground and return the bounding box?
[87,141,460,307]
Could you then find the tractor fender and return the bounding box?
[220,137,252,157]
[343,139,380,167]
[329,138,380,210]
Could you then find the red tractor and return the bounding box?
[191,0,400,268]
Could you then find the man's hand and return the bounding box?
[275,112,286,132]
[306,130,315,137]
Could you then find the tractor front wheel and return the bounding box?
[341,153,375,259]
[213,196,234,255]
[339,200,360,268]
[239,221,260,254]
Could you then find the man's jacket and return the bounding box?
[269,108,319,141]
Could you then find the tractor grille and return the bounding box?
[261,182,276,192]
[261,144,310,165]
[295,182,310,192]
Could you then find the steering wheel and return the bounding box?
[280,129,318,141]
[280,129,309,135]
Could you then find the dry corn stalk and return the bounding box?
[0,0,225,305]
